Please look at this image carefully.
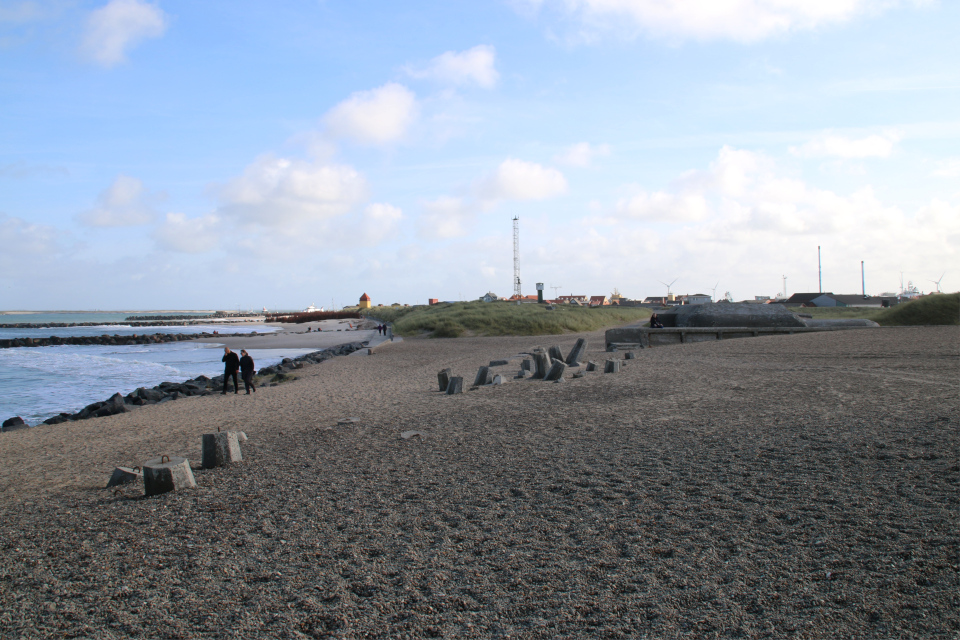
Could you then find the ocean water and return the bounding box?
[0,323,270,340]
[0,311,217,325]
[0,338,313,426]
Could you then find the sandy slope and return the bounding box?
[0,326,956,639]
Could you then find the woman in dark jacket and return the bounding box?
[239,349,256,394]
[222,347,241,394]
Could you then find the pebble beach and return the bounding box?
[0,325,956,639]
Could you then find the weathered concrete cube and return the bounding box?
[624,351,636,360]
[548,346,563,361]
[106,466,142,488]
[446,376,464,394]
[143,456,196,496]
[545,360,567,381]
[489,359,510,367]
[521,359,532,371]
[585,361,598,372]
[202,431,243,469]
[474,366,493,386]
[604,359,621,373]
[565,338,587,366]
[437,368,452,392]
[532,352,550,379]
[492,374,503,385]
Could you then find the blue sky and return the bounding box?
[2,0,957,310]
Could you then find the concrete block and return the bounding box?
[624,351,636,359]
[604,359,621,373]
[585,361,598,372]
[202,431,243,469]
[446,376,464,394]
[473,366,493,386]
[545,360,567,381]
[521,359,532,371]
[106,466,142,488]
[492,374,503,385]
[489,359,510,367]
[532,352,550,379]
[516,369,527,379]
[565,338,587,366]
[548,346,563,361]
[143,455,196,496]
[437,368,452,392]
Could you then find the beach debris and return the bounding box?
[492,374,503,385]
[446,376,464,394]
[105,466,142,488]
[473,366,493,386]
[548,346,563,361]
[401,430,425,440]
[604,359,621,373]
[565,338,587,366]
[1,416,29,432]
[624,351,636,360]
[488,359,510,367]
[337,417,361,426]
[202,431,243,469]
[585,361,598,372]
[545,360,567,382]
[142,455,196,496]
[437,368,452,392]
[532,352,550,379]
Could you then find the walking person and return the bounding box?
[240,349,256,394]
[221,346,240,394]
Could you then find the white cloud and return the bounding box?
[359,203,404,245]
[80,0,167,67]
[478,158,568,201]
[152,212,221,253]
[932,158,960,178]
[790,131,902,159]
[616,190,710,222]
[0,213,64,258]
[517,0,919,43]
[407,45,499,89]
[323,83,418,145]
[76,174,157,227]
[418,196,475,239]
[554,142,611,167]
[217,155,368,226]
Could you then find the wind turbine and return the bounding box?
[930,272,945,293]
[710,281,719,302]
[658,278,678,300]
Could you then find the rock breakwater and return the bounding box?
[0,331,265,349]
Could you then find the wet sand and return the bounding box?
[0,325,956,638]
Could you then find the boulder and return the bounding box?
[1,416,28,432]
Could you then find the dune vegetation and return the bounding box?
[873,292,959,326]
[362,301,651,337]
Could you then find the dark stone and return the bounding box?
[1,416,28,432]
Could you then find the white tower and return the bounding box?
[513,216,521,298]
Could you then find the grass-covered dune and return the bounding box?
[873,292,959,326]
[362,301,651,337]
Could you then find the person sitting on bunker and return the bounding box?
[650,313,664,329]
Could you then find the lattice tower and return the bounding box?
[513,216,521,298]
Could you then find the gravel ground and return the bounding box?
[0,326,956,639]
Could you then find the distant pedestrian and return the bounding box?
[378,324,384,336]
[221,347,240,394]
[650,313,664,329]
[239,349,256,394]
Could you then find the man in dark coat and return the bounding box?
[239,349,256,394]
[222,346,241,394]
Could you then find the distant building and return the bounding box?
[774,292,895,308]
[558,295,588,304]
[589,295,607,307]
[680,293,711,305]
[480,292,499,303]
[428,298,439,305]
[358,293,372,309]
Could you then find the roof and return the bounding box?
[782,292,833,304]
[359,293,371,301]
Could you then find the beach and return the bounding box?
[0,326,956,638]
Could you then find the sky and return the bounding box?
[1,0,958,310]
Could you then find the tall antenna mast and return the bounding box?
[818,245,822,293]
[513,216,521,298]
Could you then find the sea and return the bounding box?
[0,312,314,426]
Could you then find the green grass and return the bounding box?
[873,293,959,326]
[363,301,651,337]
